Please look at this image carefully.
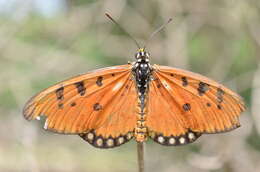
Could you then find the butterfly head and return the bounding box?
[135,48,150,62]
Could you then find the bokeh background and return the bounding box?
[0,0,259,172]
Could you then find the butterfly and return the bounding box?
[23,46,245,148]
[23,14,245,149]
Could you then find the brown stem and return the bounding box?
[137,142,144,172]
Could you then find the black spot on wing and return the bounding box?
[96,76,103,87]
[70,102,76,107]
[93,103,102,111]
[75,81,86,96]
[181,77,188,87]
[198,82,209,96]
[217,104,222,110]
[217,88,224,103]
[56,87,64,100]
[183,103,191,111]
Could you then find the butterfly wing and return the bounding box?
[79,77,137,148]
[147,64,245,146]
[23,64,137,148]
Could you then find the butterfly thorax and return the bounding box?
[132,49,152,142]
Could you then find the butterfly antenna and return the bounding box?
[105,13,141,49]
[144,18,173,50]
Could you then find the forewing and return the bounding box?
[23,64,136,137]
[147,64,245,146]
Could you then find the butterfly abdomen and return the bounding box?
[135,98,148,142]
[132,58,152,142]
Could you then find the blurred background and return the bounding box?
[0,0,259,172]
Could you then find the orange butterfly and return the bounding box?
[23,16,245,149]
